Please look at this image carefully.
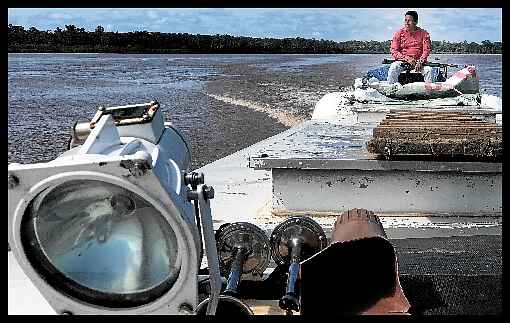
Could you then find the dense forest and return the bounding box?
[8,24,502,54]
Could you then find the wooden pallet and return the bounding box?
[366,110,502,160]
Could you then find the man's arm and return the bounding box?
[390,30,406,60]
[415,30,431,72]
[419,30,431,62]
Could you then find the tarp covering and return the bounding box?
[364,66,480,100]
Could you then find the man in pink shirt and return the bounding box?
[387,11,433,84]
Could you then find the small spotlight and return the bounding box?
[8,101,222,314]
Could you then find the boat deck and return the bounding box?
[247,118,501,217]
[8,106,502,315]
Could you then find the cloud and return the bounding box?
[7,8,502,42]
[146,10,159,20]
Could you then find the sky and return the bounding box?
[7,8,503,43]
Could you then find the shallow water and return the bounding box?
[8,53,502,168]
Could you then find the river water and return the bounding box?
[8,53,502,169]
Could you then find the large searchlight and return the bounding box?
[7,101,221,315]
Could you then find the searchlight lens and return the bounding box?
[21,180,181,306]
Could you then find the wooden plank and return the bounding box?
[372,132,501,140]
[374,128,501,134]
[386,112,488,119]
[386,115,478,120]
[367,111,503,160]
[382,122,494,124]
[378,127,499,130]
[367,138,502,158]
[377,124,497,128]
[381,118,491,122]
[376,124,500,129]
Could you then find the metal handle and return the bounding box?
[270,216,327,315]
[279,239,302,312]
[197,185,221,315]
[224,247,246,297]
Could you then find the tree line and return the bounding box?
[8,24,502,54]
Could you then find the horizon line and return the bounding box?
[8,24,502,44]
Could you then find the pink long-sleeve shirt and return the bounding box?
[391,27,431,62]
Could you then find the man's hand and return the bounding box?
[415,60,424,72]
[405,56,416,68]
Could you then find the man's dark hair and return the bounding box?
[405,11,418,23]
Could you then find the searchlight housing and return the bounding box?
[8,101,221,314]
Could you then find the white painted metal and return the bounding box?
[8,251,55,315]
[79,115,123,155]
[271,168,501,215]
[8,92,503,314]
[8,160,201,314]
[114,103,166,144]
[8,115,503,314]
[196,186,221,315]
[7,106,202,315]
[195,126,307,230]
[246,116,501,218]
[194,123,502,238]
[312,89,500,124]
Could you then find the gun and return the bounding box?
[382,58,459,68]
[382,58,459,78]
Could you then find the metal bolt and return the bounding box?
[184,172,204,187]
[203,185,215,200]
[187,190,198,201]
[8,175,19,189]
[178,303,194,315]
[130,162,148,177]
[196,173,205,185]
